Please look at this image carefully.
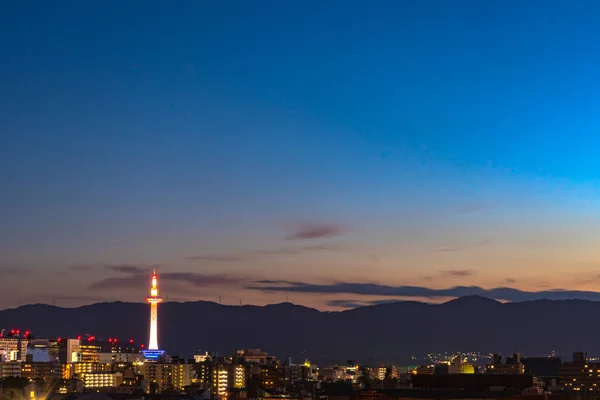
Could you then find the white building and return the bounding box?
[66,339,81,363]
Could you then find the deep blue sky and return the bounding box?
[2,1,600,310]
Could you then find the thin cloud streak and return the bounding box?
[186,255,248,262]
[247,281,600,302]
[440,269,477,277]
[66,265,95,272]
[0,267,31,275]
[285,224,343,241]
[432,239,491,253]
[104,265,153,274]
[328,299,406,309]
[88,265,244,290]
[328,299,366,308]
[186,244,343,262]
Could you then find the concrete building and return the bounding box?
[412,373,534,391]
[0,381,42,400]
[375,365,387,380]
[560,352,600,396]
[172,363,195,391]
[213,366,229,396]
[322,366,344,382]
[194,361,212,385]
[20,361,60,386]
[0,361,22,378]
[82,371,123,389]
[139,362,192,393]
[194,351,211,363]
[62,362,108,379]
[236,349,274,364]
[448,357,476,374]
[98,351,144,364]
[487,353,525,375]
[79,343,101,363]
[63,339,82,363]
[0,337,28,362]
[28,339,60,363]
[260,365,281,389]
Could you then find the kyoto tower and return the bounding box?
[142,269,165,360]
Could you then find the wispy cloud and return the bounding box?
[52,294,109,303]
[328,299,366,308]
[440,269,477,277]
[247,281,600,302]
[0,267,31,275]
[420,270,475,282]
[104,264,153,274]
[432,239,491,253]
[252,279,304,286]
[454,202,498,214]
[285,223,343,241]
[186,244,343,262]
[88,265,243,290]
[327,299,404,308]
[186,255,249,262]
[66,265,95,272]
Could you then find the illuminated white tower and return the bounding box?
[145,269,163,351]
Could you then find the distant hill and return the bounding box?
[0,296,591,364]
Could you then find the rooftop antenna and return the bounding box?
[239,300,242,306]
[219,296,222,305]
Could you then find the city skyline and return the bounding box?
[4,1,600,310]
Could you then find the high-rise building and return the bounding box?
[172,363,195,391]
[140,363,177,393]
[213,367,229,396]
[142,269,165,361]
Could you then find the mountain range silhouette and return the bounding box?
[0,296,591,364]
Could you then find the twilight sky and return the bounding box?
[2,1,600,310]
